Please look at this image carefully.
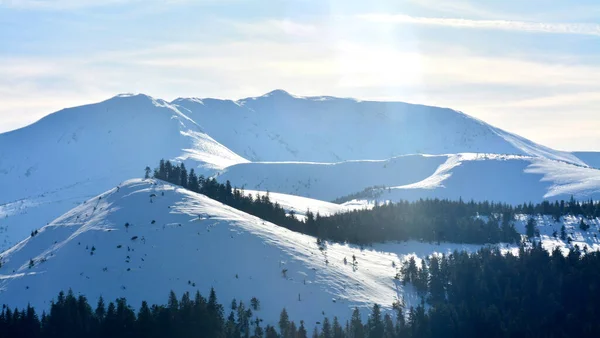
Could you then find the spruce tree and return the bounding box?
[526,217,537,239]
[180,163,188,189]
[279,308,289,338]
[367,304,384,338]
[579,219,590,231]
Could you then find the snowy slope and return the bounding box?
[173,90,585,165]
[573,151,600,169]
[383,154,600,203]
[0,94,247,250]
[242,190,372,222]
[0,90,593,250]
[1,179,599,327]
[0,179,487,326]
[217,155,447,201]
[217,154,600,204]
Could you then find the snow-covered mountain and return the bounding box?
[217,154,600,204]
[2,179,597,326]
[173,90,584,165]
[0,90,596,251]
[0,94,247,249]
[0,179,476,325]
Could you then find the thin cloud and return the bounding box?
[1,0,207,10]
[359,13,600,37]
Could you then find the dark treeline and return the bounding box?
[150,160,302,234]
[5,244,600,338]
[149,160,598,245]
[331,186,385,204]
[399,243,600,338]
[309,201,520,244]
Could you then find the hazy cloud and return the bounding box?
[360,14,600,37]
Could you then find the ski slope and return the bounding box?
[217,154,600,204]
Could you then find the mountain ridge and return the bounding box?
[0,90,596,251]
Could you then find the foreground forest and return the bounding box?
[3,242,599,338]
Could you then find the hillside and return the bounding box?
[1,179,599,327]
[0,179,485,326]
[0,90,593,251]
[216,155,447,201]
[0,94,247,250]
[573,151,600,169]
[217,154,600,204]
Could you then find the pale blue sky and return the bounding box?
[1,0,599,150]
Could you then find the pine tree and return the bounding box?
[350,308,364,338]
[383,313,394,338]
[580,219,590,231]
[279,308,290,338]
[158,159,166,180]
[560,225,567,240]
[428,256,445,304]
[188,169,200,193]
[164,160,173,182]
[207,288,224,337]
[254,317,265,338]
[332,317,344,338]
[251,297,260,311]
[144,166,151,179]
[415,260,429,295]
[321,317,332,338]
[298,320,308,338]
[265,325,279,338]
[526,217,537,239]
[180,163,188,189]
[367,304,384,338]
[136,301,153,338]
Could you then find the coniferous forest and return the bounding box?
[3,244,600,338]
[150,160,599,245]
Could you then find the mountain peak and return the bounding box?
[261,89,293,98]
[105,93,167,107]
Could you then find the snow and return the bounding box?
[173,90,584,165]
[1,179,599,327]
[0,89,597,259]
[0,180,505,326]
[242,190,371,221]
[217,154,600,204]
[0,94,248,250]
[217,155,447,201]
[573,151,600,169]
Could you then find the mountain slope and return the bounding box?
[0,179,487,325]
[217,155,447,201]
[573,151,600,169]
[0,94,247,250]
[0,90,592,250]
[1,179,599,327]
[173,90,585,165]
[217,154,600,204]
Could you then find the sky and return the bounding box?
[1,0,599,151]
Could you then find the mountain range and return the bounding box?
[1,90,600,325]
